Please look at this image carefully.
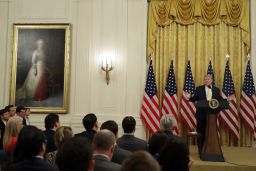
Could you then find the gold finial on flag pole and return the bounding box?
[226,54,229,59]
[247,53,250,60]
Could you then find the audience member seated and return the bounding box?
[148,131,168,160]
[117,116,147,152]
[15,106,27,126]
[0,109,10,149]
[75,113,98,142]
[46,126,73,165]
[5,105,16,117]
[56,137,93,171]
[92,130,121,171]
[158,139,191,171]
[9,126,58,171]
[160,114,187,146]
[100,120,131,164]
[159,114,193,167]
[120,151,160,171]
[43,114,60,154]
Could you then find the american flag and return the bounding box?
[240,60,256,139]
[207,60,215,86]
[180,61,196,132]
[220,60,239,139]
[162,60,179,135]
[140,58,160,133]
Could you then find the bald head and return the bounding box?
[93,129,116,150]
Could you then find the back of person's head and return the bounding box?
[93,129,116,150]
[160,114,175,132]
[148,131,168,156]
[54,126,73,148]
[121,151,160,171]
[13,125,46,162]
[3,116,23,150]
[44,113,59,130]
[16,106,25,114]
[158,139,189,171]
[122,116,136,133]
[82,113,97,130]
[100,120,118,137]
[56,137,93,171]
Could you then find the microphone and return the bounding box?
[207,85,212,89]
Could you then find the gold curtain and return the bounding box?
[147,0,251,146]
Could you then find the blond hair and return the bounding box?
[3,116,23,150]
[54,126,73,148]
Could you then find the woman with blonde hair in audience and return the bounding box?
[3,116,23,153]
[46,126,73,165]
[2,116,23,169]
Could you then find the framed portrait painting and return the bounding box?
[9,24,71,113]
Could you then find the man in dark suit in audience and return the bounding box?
[117,116,147,152]
[43,113,60,153]
[16,106,27,126]
[0,109,10,149]
[75,113,98,142]
[100,120,131,164]
[93,130,121,171]
[9,126,58,171]
[160,114,193,168]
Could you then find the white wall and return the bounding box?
[0,0,147,139]
[0,0,255,140]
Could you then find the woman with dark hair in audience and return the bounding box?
[147,131,168,160]
[158,139,192,171]
[46,126,73,165]
[10,126,58,171]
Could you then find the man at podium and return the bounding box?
[186,74,222,150]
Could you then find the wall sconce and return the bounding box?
[101,58,113,85]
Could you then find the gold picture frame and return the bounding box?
[10,24,71,113]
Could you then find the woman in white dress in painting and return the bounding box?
[16,39,47,101]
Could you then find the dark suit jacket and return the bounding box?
[112,145,131,164]
[43,129,57,153]
[93,154,121,171]
[189,85,222,120]
[0,120,5,149]
[75,130,97,142]
[8,157,59,171]
[116,134,147,152]
[164,131,188,151]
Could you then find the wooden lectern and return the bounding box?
[196,99,229,162]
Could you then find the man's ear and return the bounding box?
[88,160,94,171]
[40,142,46,155]
[110,144,116,153]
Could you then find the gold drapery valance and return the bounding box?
[147,0,251,146]
[148,0,250,56]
